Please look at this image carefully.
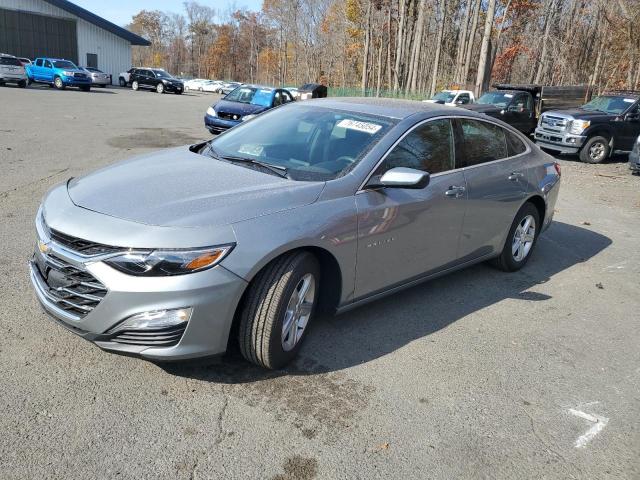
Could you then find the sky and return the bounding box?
[72,0,264,27]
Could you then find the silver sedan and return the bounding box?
[29,99,561,369]
[82,67,111,87]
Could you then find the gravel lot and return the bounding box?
[0,85,638,480]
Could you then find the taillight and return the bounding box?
[553,162,561,177]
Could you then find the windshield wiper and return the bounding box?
[210,149,289,179]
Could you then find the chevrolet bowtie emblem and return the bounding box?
[38,240,50,254]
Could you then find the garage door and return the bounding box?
[0,8,78,63]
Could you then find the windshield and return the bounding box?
[581,95,638,115]
[206,105,396,181]
[431,92,455,102]
[477,92,514,108]
[53,60,77,69]
[225,87,273,107]
[153,70,173,79]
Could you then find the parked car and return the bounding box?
[283,86,299,99]
[81,67,111,87]
[535,91,640,163]
[629,134,640,174]
[17,57,32,66]
[183,78,208,91]
[118,68,136,87]
[204,85,295,134]
[130,68,183,94]
[220,82,242,95]
[26,58,91,91]
[425,89,475,105]
[463,84,590,134]
[298,83,327,100]
[0,53,28,88]
[201,80,224,93]
[29,98,560,369]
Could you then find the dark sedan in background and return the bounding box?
[130,68,183,94]
[204,85,295,134]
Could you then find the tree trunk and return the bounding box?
[455,0,472,84]
[430,0,446,97]
[474,0,496,97]
[462,0,481,87]
[409,0,426,92]
[361,0,372,94]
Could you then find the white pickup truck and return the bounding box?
[424,90,475,106]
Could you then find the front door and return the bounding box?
[618,102,640,150]
[355,118,467,299]
[504,93,535,134]
[454,118,529,259]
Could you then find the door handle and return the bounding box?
[508,172,524,181]
[445,186,465,197]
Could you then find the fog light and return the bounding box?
[108,308,192,334]
[567,138,576,144]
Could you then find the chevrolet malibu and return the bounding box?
[30,98,561,369]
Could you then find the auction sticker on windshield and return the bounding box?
[337,119,382,134]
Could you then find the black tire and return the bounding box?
[131,80,139,91]
[579,136,610,164]
[27,78,33,86]
[175,90,183,95]
[238,252,320,369]
[80,85,91,92]
[119,77,126,87]
[53,76,65,90]
[18,80,27,88]
[492,202,541,272]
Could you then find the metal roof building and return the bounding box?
[0,0,149,84]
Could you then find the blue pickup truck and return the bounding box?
[26,57,91,91]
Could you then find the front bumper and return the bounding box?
[90,76,111,86]
[204,114,240,134]
[29,221,247,361]
[534,127,586,154]
[61,75,91,86]
[164,82,183,93]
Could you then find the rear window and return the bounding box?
[456,119,508,167]
[0,57,22,66]
[506,130,527,156]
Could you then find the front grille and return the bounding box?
[217,111,241,121]
[540,115,568,132]
[110,324,186,347]
[34,252,107,318]
[73,73,87,79]
[49,228,120,256]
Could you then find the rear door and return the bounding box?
[454,118,530,260]
[355,118,468,298]
[43,59,54,82]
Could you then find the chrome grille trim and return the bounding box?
[110,324,187,347]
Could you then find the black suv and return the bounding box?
[130,68,183,94]
[535,91,640,163]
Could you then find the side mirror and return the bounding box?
[367,167,430,190]
[624,112,639,122]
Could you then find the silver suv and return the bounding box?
[0,53,27,88]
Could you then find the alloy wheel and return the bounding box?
[589,142,606,162]
[281,273,316,352]
[156,83,164,93]
[512,215,536,262]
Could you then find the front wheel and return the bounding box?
[131,80,139,91]
[53,76,65,90]
[579,136,610,164]
[492,202,540,272]
[238,252,320,369]
[156,83,164,94]
[119,77,127,87]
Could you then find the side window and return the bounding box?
[376,119,454,176]
[35,58,43,67]
[44,60,52,68]
[505,130,527,156]
[456,119,508,168]
[458,94,470,105]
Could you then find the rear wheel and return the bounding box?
[238,252,320,369]
[579,136,610,164]
[119,77,127,87]
[53,76,65,90]
[492,202,540,272]
[18,80,27,88]
[80,85,91,92]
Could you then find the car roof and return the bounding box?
[301,97,476,120]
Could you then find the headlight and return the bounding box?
[242,114,256,122]
[63,70,75,76]
[206,106,217,117]
[105,245,234,276]
[568,119,590,135]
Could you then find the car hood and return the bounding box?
[461,104,502,114]
[67,146,325,228]
[214,100,268,116]
[544,108,612,120]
